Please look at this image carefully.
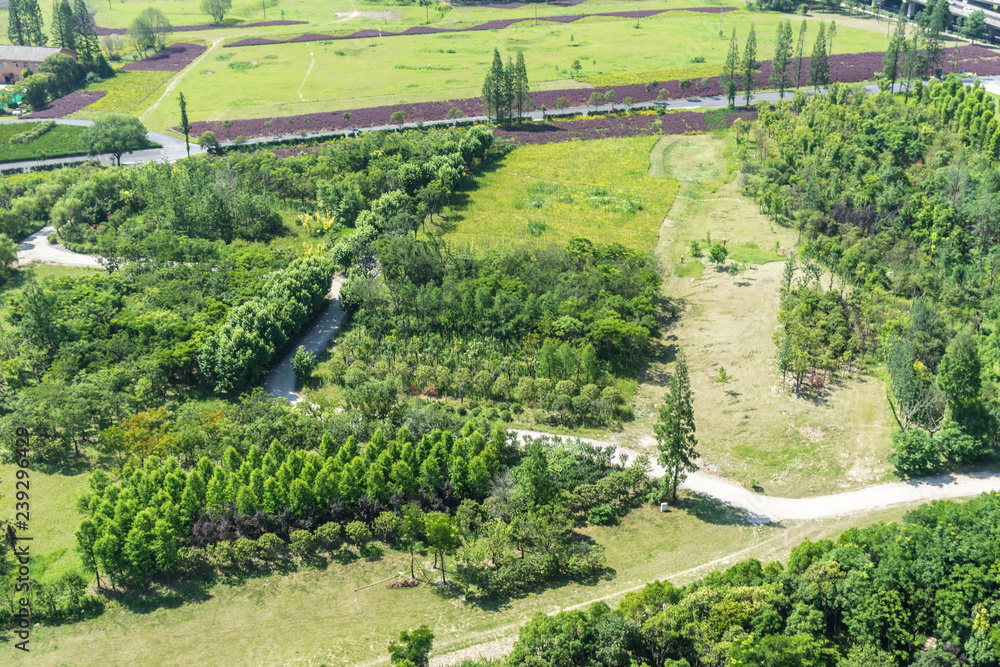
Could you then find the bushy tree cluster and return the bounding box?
[741,81,1000,476]
[505,491,1000,666]
[200,257,334,393]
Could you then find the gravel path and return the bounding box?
[512,429,1000,524]
[17,225,101,268]
[262,276,346,403]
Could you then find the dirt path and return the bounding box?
[17,225,101,268]
[512,429,1000,523]
[262,276,346,403]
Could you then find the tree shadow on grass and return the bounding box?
[675,491,773,527]
[113,580,213,615]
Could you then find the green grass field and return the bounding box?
[440,135,678,251]
[70,70,176,119]
[138,8,893,131]
[0,122,88,162]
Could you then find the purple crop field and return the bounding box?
[119,43,207,71]
[88,14,306,36]
[23,91,106,118]
[226,7,738,47]
[187,46,1000,142]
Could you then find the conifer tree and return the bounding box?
[513,50,530,123]
[828,21,837,57]
[51,0,74,49]
[741,23,758,107]
[794,20,808,89]
[809,22,829,91]
[769,21,793,99]
[22,0,47,46]
[721,29,740,108]
[72,0,100,62]
[655,352,698,502]
[883,10,907,92]
[179,91,191,156]
[7,0,25,46]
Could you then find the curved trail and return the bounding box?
[17,225,102,268]
[513,429,1000,524]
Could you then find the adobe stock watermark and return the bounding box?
[5,427,31,652]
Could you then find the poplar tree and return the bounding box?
[883,11,907,92]
[501,56,515,122]
[769,21,793,99]
[655,352,698,502]
[482,48,506,122]
[828,21,837,57]
[7,0,25,45]
[22,0,47,46]
[809,22,829,91]
[794,20,808,89]
[741,23,758,107]
[721,29,740,108]
[179,92,191,156]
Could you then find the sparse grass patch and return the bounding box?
[72,70,174,118]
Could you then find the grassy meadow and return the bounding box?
[439,135,677,251]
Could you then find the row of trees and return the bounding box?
[481,48,531,124]
[7,0,47,47]
[49,0,100,60]
[722,20,831,107]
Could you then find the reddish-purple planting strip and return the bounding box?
[22,91,107,118]
[225,7,739,47]
[119,43,207,71]
[186,46,1000,142]
[88,14,307,36]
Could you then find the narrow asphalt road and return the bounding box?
[512,429,1000,524]
[261,275,347,403]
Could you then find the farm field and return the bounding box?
[440,134,678,250]
[0,122,89,162]
[4,467,912,666]
[616,133,894,497]
[138,8,893,131]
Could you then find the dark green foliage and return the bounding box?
[388,624,434,667]
[505,492,1000,666]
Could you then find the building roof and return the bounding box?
[0,45,72,62]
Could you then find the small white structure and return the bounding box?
[660,502,670,512]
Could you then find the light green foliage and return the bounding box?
[79,114,149,166]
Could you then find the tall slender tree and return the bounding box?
[809,22,829,91]
[72,0,100,62]
[721,29,740,108]
[179,92,191,157]
[883,11,907,92]
[920,0,948,75]
[513,51,530,123]
[7,0,25,46]
[827,21,837,57]
[794,20,808,89]
[22,0,47,46]
[501,56,516,122]
[741,23,758,107]
[769,21,793,99]
[51,0,75,49]
[655,352,698,503]
[481,48,506,123]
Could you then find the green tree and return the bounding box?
[741,23,758,107]
[8,0,25,46]
[390,110,406,128]
[827,20,836,56]
[72,0,100,62]
[178,91,191,157]
[291,346,317,386]
[425,512,460,584]
[707,241,728,265]
[22,0,47,46]
[51,0,74,49]
[388,624,434,667]
[883,12,907,91]
[769,21,793,99]
[482,47,507,123]
[937,331,981,421]
[519,439,555,506]
[654,352,698,502]
[794,20,808,89]
[963,10,987,45]
[198,130,221,155]
[127,7,172,59]
[809,22,829,90]
[920,0,948,76]
[200,0,232,24]
[80,114,149,166]
[400,505,425,579]
[721,29,740,107]
[513,50,530,123]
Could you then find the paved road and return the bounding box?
[512,429,1000,524]
[261,276,347,403]
[17,224,102,268]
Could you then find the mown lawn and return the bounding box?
[441,135,678,251]
[0,123,89,162]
